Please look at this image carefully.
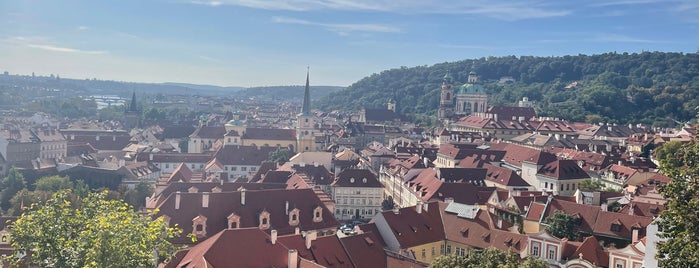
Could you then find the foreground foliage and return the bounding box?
[657,127,699,267]
[8,190,181,267]
[429,248,548,268]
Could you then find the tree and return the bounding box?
[655,141,685,169]
[578,179,605,191]
[34,175,73,192]
[269,147,295,164]
[8,190,181,267]
[656,127,699,267]
[429,248,547,268]
[0,168,26,212]
[382,196,395,210]
[545,210,581,241]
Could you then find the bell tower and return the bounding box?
[296,68,315,153]
[438,72,454,120]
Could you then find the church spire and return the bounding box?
[302,67,311,116]
[129,90,138,112]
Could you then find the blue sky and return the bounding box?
[1,0,698,87]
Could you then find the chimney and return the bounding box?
[601,203,608,211]
[295,227,300,235]
[288,250,298,268]
[305,231,317,249]
[271,229,278,245]
[202,192,209,208]
[445,197,454,203]
[632,228,639,243]
[241,188,246,206]
[393,207,400,214]
[149,153,153,161]
[628,203,634,216]
[497,218,502,229]
[423,202,429,213]
[175,191,181,210]
[286,201,289,215]
[416,201,423,214]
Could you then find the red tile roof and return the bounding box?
[592,210,653,240]
[332,169,382,188]
[189,126,226,139]
[340,232,387,268]
[377,202,445,248]
[537,160,590,180]
[242,127,296,141]
[154,188,339,244]
[166,228,291,268]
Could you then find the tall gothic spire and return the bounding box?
[129,90,138,112]
[302,67,311,116]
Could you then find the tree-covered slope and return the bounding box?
[317,52,699,126]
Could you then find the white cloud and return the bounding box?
[77,26,90,31]
[194,0,571,20]
[272,16,401,34]
[27,44,107,55]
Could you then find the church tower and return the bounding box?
[123,90,141,129]
[296,68,315,153]
[438,72,454,120]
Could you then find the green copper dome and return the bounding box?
[458,83,486,95]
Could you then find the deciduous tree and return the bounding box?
[656,125,699,267]
[8,190,181,267]
[545,210,581,241]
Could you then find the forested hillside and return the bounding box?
[317,52,699,127]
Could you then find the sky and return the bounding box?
[1,0,698,87]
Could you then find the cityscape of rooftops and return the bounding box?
[0,1,698,267]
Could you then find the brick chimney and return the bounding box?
[288,249,298,268]
[202,192,209,208]
[305,231,317,249]
[175,191,181,210]
[241,188,246,206]
[271,230,277,245]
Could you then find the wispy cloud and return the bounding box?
[28,44,107,54]
[590,33,671,44]
[199,55,220,62]
[194,0,570,20]
[272,16,401,35]
[437,44,493,50]
[77,25,90,31]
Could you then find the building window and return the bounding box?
[231,166,237,171]
[440,245,445,254]
[532,243,540,257]
[446,245,452,254]
[421,249,426,258]
[241,167,247,171]
[548,248,555,260]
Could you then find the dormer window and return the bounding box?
[259,210,271,230]
[313,206,323,223]
[227,213,240,229]
[192,215,208,238]
[289,208,300,226]
[611,222,622,232]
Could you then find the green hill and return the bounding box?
[317,52,699,127]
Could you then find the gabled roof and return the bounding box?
[538,159,590,180]
[570,236,609,267]
[542,199,602,233]
[154,188,338,244]
[241,127,296,141]
[482,162,530,187]
[166,228,291,268]
[592,210,653,240]
[189,126,226,139]
[332,169,382,188]
[212,145,277,166]
[340,231,387,268]
[277,234,353,267]
[378,202,445,248]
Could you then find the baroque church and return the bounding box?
[437,71,488,121]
